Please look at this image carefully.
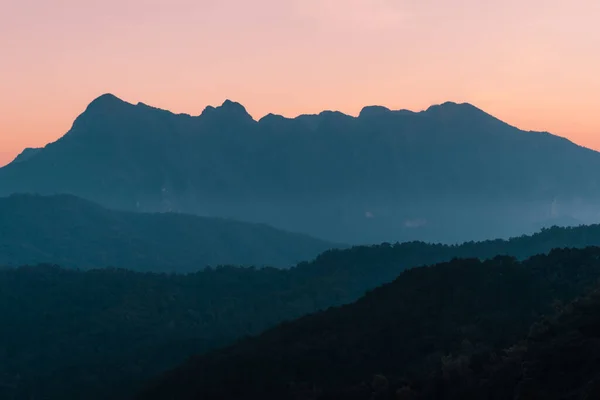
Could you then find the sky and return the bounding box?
[1,0,599,166]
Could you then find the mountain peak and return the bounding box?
[318,110,350,118]
[258,113,288,124]
[84,93,130,113]
[220,99,251,116]
[88,93,126,105]
[200,99,254,122]
[221,99,244,109]
[425,101,481,114]
[358,105,392,118]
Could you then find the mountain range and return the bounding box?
[2,94,599,243]
[0,194,335,271]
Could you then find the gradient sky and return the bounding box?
[1,0,599,166]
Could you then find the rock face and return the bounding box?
[2,94,600,244]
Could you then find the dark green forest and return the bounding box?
[4,224,600,399]
[138,247,600,400]
[419,284,600,400]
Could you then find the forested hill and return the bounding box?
[422,284,600,400]
[138,247,600,400]
[5,224,600,399]
[0,193,337,272]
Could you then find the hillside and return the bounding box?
[2,95,600,243]
[414,284,600,400]
[138,247,600,400]
[5,225,600,399]
[0,194,336,272]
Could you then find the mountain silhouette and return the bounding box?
[2,94,600,243]
[0,194,336,272]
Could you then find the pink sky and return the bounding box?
[1,0,599,166]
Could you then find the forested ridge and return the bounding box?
[420,284,600,400]
[3,224,600,398]
[138,247,600,400]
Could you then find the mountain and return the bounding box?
[0,194,336,271]
[2,94,600,244]
[137,247,600,400]
[6,225,600,400]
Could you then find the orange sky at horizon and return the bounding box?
[1,0,599,167]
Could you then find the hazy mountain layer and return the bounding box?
[0,194,336,271]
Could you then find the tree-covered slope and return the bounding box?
[138,247,600,400]
[5,224,600,399]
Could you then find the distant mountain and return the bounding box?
[137,247,600,400]
[2,94,600,243]
[0,194,336,271]
[6,225,600,399]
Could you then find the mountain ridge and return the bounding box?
[0,193,338,272]
[15,93,587,147]
[2,94,600,244]
[136,247,600,400]
[33,93,521,129]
